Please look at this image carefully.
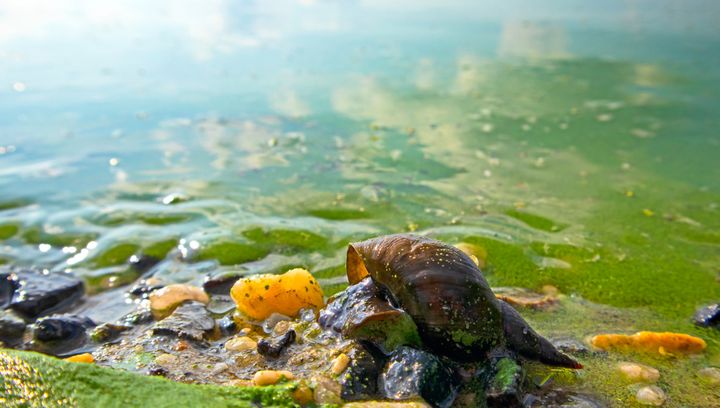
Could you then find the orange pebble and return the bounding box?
[64,353,95,363]
[590,331,706,355]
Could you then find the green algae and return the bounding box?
[504,210,567,232]
[0,223,19,240]
[197,240,270,265]
[0,349,302,408]
[89,243,141,268]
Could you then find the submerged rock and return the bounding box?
[319,277,421,353]
[636,385,666,406]
[379,346,459,408]
[617,362,660,383]
[151,301,215,342]
[257,329,296,358]
[693,304,720,328]
[522,390,605,408]
[0,310,26,346]
[5,270,84,320]
[697,367,720,385]
[340,343,384,401]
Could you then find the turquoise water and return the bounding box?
[1,1,720,405]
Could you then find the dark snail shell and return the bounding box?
[347,234,581,368]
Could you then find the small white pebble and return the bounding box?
[617,362,660,383]
[636,385,666,406]
[211,362,229,375]
[698,367,720,384]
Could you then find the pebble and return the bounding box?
[225,336,257,352]
[697,367,720,384]
[617,362,660,383]
[211,362,229,375]
[253,370,294,386]
[155,353,178,366]
[636,385,666,406]
[330,353,350,375]
[149,284,209,319]
[63,353,94,364]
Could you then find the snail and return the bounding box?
[344,234,581,369]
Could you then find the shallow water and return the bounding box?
[1,1,720,406]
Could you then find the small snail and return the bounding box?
[344,234,581,368]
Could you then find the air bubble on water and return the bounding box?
[38,244,51,253]
[109,158,119,166]
[62,246,77,254]
[13,82,26,92]
[481,123,494,133]
[483,169,492,177]
[189,240,200,250]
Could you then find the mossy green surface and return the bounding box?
[0,349,301,408]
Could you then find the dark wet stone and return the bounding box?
[522,390,606,408]
[147,365,169,377]
[0,310,26,345]
[129,255,161,274]
[380,346,459,408]
[90,322,131,343]
[7,270,84,320]
[120,309,154,326]
[340,342,384,401]
[319,277,420,353]
[1,271,15,308]
[485,357,524,408]
[257,329,296,358]
[127,279,164,298]
[202,271,241,295]
[32,314,95,342]
[151,301,215,342]
[694,304,720,328]
[217,315,238,336]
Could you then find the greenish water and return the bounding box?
[1,1,720,406]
